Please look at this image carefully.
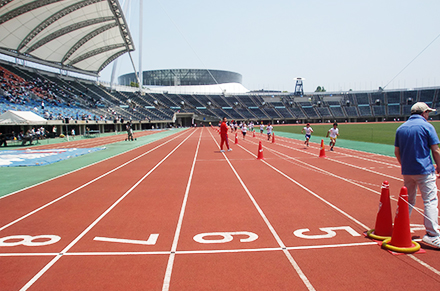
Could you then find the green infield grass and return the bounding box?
[274,121,440,145]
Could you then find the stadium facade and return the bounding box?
[1,58,440,131]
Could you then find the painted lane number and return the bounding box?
[0,235,61,246]
[293,226,361,239]
[193,231,258,244]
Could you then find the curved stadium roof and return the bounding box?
[0,0,134,76]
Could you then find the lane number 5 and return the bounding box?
[293,226,361,239]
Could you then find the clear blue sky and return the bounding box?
[99,0,440,93]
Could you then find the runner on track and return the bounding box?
[260,122,265,136]
[301,123,313,147]
[241,123,247,140]
[326,122,339,151]
[266,123,273,141]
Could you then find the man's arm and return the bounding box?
[394,146,401,165]
[430,144,440,176]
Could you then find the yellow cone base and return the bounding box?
[382,238,421,253]
[366,229,391,241]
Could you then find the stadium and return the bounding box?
[2,1,440,290]
[0,0,438,132]
[2,53,439,131]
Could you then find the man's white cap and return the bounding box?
[411,102,436,114]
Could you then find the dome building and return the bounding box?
[118,69,248,94]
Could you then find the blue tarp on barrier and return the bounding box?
[0,148,105,167]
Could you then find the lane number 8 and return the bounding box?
[0,235,61,246]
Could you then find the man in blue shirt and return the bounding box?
[395,102,440,249]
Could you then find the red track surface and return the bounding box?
[1,127,440,290]
[21,130,161,150]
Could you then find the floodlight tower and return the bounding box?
[294,77,305,96]
[138,0,143,92]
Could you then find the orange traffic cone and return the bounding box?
[257,141,264,160]
[382,187,420,253]
[253,131,256,138]
[367,181,393,240]
[319,139,326,158]
[272,133,275,143]
[235,133,238,144]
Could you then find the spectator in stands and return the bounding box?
[395,102,440,249]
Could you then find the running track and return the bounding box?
[1,127,440,290]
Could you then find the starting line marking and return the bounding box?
[0,241,380,257]
[94,234,159,245]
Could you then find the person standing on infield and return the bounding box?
[301,123,314,147]
[326,122,339,151]
[220,117,232,152]
[395,102,440,249]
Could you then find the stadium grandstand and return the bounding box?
[1,0,440,140]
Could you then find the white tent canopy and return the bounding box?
[0,110,47,124]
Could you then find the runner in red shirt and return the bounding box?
[220,117,232,152]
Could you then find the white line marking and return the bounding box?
[268,136,404,182]
[0,130,188,232]
[93,234,159,245]
[20,129,197,291]
[248,138,430,217]
[236,137,440,278]
[233,140,370,230]
[0,241,379,257]
[276,135,400,167]
[209,130,316,291]
[162,128,202,291]
[408,254,440,276]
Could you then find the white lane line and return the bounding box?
[275,135,400,167]
[408,254,440,276]
[236,138,440,278]
[162,128,202,291]
[209,130,316,291]
[234,140,370,230]
[241,138,430,216]
[19,129,197,291]
[0,130,188,232]
[268,136,404,182]
[0,241,379,257]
